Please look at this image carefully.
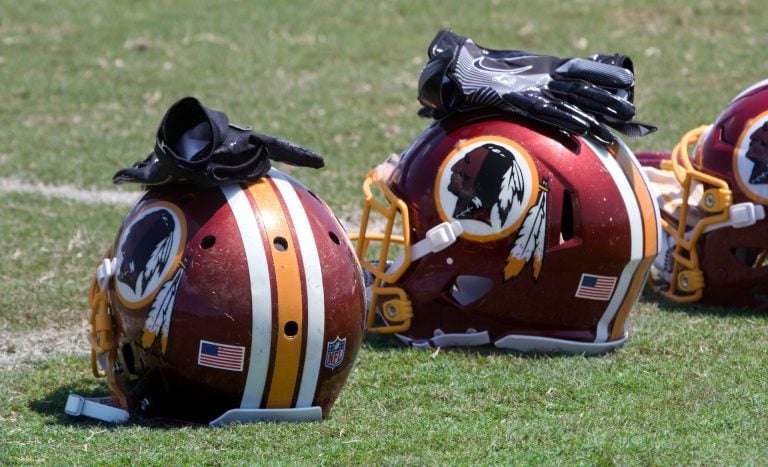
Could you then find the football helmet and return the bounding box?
[638,79,768,309]
[68,169,365,425]
[355,111,661,354]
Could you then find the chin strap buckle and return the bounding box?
[386,221,464,276]
[96,257,117,290]
[699,202,766,235]
[65,394,129,424]
[410,221,464,261]
[729,202,765,228]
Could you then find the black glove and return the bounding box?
[113,96,324,186]
[418,29,656,145]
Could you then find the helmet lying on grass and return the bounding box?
[637,79,768,310]
[66,97,365,425]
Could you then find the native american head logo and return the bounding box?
[114,202,186,353]
[447,143,524,226]
[734,111,768,204]
[437,137,538,241]
[746,121,768,185]
[117,209,175,296]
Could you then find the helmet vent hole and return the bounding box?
[560,190,575,243]
[731,248,768,268]
[200,235,216,249]
[273,236,289,252]
[450,275,493,306]
[329,231,340,245]
[284,320,299,337]
[718,122,735,144]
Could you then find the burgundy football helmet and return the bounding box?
[69,169,365,425]
[355,111,662,354]
[638,79,768,310]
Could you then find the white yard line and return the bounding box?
[0,177,140,206]
[0,175,369,230]
[0,178,132,371]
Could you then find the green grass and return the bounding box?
[2,0,768,464]
[0,193,124,330]
[3,305,768,464]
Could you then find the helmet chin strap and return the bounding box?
[64,394,130,424]
[696,202,765,237]
[96,257,118,290]
[655,203,765,279]
[209,407,323,426]
[386,220,463,274]
[67,254,134,424]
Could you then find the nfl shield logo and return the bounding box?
[324,336,346,370]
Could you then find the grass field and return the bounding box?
[2,0,768,464]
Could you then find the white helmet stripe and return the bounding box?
[220,183,272,408]
[584,139,644,343]
[271,172,326,407]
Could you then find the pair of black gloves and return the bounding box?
[115,29,653,187]
[417,29,655,146]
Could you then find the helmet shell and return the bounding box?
[357,111,661,350]
[107,170,365,421]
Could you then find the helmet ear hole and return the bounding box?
[120,342,137,375]
[179,193,197,205]
[328,231,340,245]
[717,120,736,144]
[450,275,493,306]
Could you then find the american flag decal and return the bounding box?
[575,273,617,301]
[198,340,246,372]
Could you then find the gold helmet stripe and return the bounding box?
[271,172,325,408]
[245,178,306,409]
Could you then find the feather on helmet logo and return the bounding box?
[114,202,186,354]
[504,178,549,282]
